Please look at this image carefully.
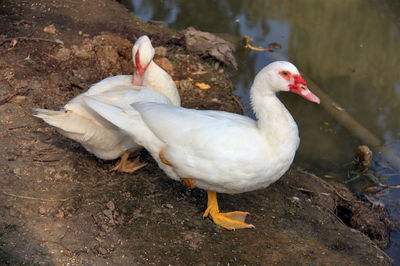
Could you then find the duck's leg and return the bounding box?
[203,191,255,230]
[182,178,195,189]
[159,149,195,190]
[112,151,147,173]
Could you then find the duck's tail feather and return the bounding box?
[33,108,86,139]
[82,96,140,135]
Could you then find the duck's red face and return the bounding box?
[279,70,320,104]
[132,50,151,86]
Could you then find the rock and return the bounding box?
[154,57,174,74]
[97,246,107,255]
[183,27,237,68]
[38,206,46,215]
[103,209,113,220]
[179,79,193,91]
[43,24,56,34]
[13,167,21,175]
[106,201,115,211]
[164,203,174,209]
[355,145,373,170]
[154,46,168,57]
[55,211,65,218]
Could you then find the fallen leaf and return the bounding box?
[195,82,211,90]
[10,39,18,47]
[43,24,56,34]
[364,186,378,192]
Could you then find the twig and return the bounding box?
[91,214,99,224]
[0,88,18,105]
[42,51,58,59]
[0,36,62,46]
[70,82,86,91]
[242,35,274,52]
[373,244,393,263]
[32,157,61,162]
[1,190,75,202]
[231,95,246,115]
[327,207,346,226]
[300,170,356,202]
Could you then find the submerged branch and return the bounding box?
[266,52,400,171]
[304,76,400,171]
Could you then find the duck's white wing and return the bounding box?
[87,87,173,109]
[86,75,132,95]
[132,102,263,165]
[132,102,258,146]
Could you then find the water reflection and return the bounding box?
[122,0,399,258]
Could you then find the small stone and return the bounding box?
[164,203,174,209]
[97,247,107,255]
[55,211,65,218]
[103,209,113,220]
[106,201,115,211]
[179,79,193,91]
[43,24,56,34]
[13,167,21,175]
[39,206,46,215]
[154,46,168,57]
[78,31,83,36]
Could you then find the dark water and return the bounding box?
[122,0,400,261]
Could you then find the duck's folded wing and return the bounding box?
[86,75,132,95]
[131,102,263,159]
[86,87,173,109]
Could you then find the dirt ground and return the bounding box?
[0,0,396,264]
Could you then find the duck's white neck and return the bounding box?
[250,83,299,152]
[143,61,181,106]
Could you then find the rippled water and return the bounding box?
[122,0,400,260]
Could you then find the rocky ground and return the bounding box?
[0,0,396,264]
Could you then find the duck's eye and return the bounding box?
[279,71,291,81]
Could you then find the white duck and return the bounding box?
[33,35,180,172]
[84,61,320,230]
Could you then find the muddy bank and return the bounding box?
[0,0,395,264]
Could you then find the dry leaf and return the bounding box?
[44,24,56,34]
[10,39,18,47]
[364,186,378,192]
[195,82,211,90]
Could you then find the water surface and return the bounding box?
[122,0,400,260]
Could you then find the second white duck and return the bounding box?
[34,35,180,172]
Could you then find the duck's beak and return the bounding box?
[131,49,151,86]
[289,74,320,104]
[132,69,144,86]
